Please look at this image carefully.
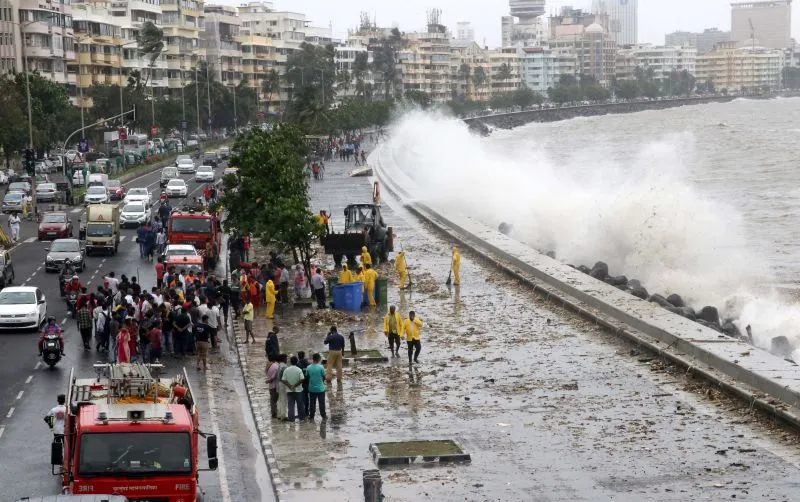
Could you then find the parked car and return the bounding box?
[2,192,24,213]
[107,179,126,200]
[165,178,188,197]
[195,165,214,182]
[35,182,57,202]
[38,211,72,240]
[84,186,109,205]
[0,286,46,330]
[119,202,149,227]
[45,238,85,272]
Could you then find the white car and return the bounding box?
[195,165,214,182]
[120,202,149,227]
[164,244,198,259]
[165,178,188,197]
[177,158,196,174]
[0,287,46,330]
[84,185,109,204]
[124,187,152,208]
[218,146,230,158]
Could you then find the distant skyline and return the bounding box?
[220,1,798,48]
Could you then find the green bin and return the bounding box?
[375,278,388,306]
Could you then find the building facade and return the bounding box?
[203,4,242,87]
[547,23,618,87]
[455,21,474,42]
[592,0,637,45]
[731,0,792,49]
[696,40,785,90]
[616,44,697,82]
[449,39,490,101]
[398,24,452,103]
[665,28,730,54]
[519,46,577,93]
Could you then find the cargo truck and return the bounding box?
[54,363,218,501]
[85,203,120,255]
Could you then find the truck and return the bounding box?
[87,173,109,189]
[323,203,393,267]
[85,203,120,255]
[167,209,220,258]
[53,363,218,501]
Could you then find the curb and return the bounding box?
[372,145,800,429]
[225,263,284,501]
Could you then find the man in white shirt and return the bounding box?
[104,272,120,296]
[44,394,68,440]
[8,212,20,242]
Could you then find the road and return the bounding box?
[0,157,273,501]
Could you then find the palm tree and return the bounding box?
[353,52,369,100]
[473,66,487,99]
[336,69,352,97]
[136,21,164,87]
[497,63,512,93]
[261,69,280,111]
[458,63,471,98]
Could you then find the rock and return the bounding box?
[648,294,673,309]
[677,307,697,321]
[630,286,649,300]
[698,306,720,325]
[628,279,642,289]
[612,275,628,286]
[666,294,684,308]
[770,336,793,358]
[589,261,609,280]
[721,321,743,339]
[498,222,512,235]
[696,319,722,332]
[603,277,616,285]
[577,265,591,274]
[545,250,556,259]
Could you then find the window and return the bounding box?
[79,432,192,475]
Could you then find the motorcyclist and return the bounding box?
[38,316,64,356]
[160,191,168,203]
[58,262,76,296]
[64,275,82,294]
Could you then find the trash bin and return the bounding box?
[375,278,388,306]
[327,277,338,300]
[332,282,362,312]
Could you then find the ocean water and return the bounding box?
[385,100,800,354]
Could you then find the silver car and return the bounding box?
[84,185,109,204]
[35,182,57,202]
[195,165,214,182]
[45,238,85,272]
[120,202,148,227]
[2,192,23,213]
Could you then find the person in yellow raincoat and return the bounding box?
[402,311,423,365]
[395,251,407,288]
[265,279,277,319]
[383,305,403,357]
[360,246,372,267]
[364,263,378,307]
[354,266,366,303]
[451,247,461,286]
[338,263,353,284]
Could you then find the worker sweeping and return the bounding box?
[450,247,461,286]
[265,279,277,320]
[338,263,353,284]
[360,246,372,267]
[364,263,378,307]
[395,251,407,289]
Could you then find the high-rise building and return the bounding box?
[397,15,452,103]
[615,44,697,83]
[519,46,576,93]
[550,7,609,39]
[456,21,474,42]
[501,0,546,47]
[203,5,242,86]
[696,40,785,90]
[593,0,638,46]
[731,0,792,49]
[547,23,617,86]
[665,28,730,54]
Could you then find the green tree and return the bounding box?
[261,69,281,110]
[558,74,578,86]
[285,42,335,104]
[404,89,431,108]
[473,66,487,95]
[0,76,27,163]
[548,85,570,104]
[221,124,322,281]
[336,68,352,96]
[584,83,611,102]
[16,72,80,149]
[457,63,471,97]
[372,28,404,99]
[614,80,640,100]
[512,87,543,107]
[136,21,164,86]
[352,52,370,99]
[496,62,512,92]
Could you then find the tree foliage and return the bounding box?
[285,42,336,104]
[372,28,404,99]
[15,72,80,150]
[404,90,431,109]
[221,124,322,278]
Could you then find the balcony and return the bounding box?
[77,74,93,87]
[168,77,183,88]
[77,53,91,65]
[25,46,54,59]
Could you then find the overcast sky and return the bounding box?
[221,0,797,48]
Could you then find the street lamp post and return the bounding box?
[195,66,200,138]
[206,63,211,136]
[117,40,139,167]
[230,82,237,131]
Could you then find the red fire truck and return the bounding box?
[53,363,218,501]
[167,209,220,258]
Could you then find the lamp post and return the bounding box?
[229,81,237,132]
[116,40,139,166]
[206,63,211,136]
[194,66,200,138]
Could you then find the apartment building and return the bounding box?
[397,24,452,103]
[485,47,522,94]
[203,4,241,86]
[696,40,784,91]
[334,39,375,99]
[547,23,617,86]
[450,39,490,101]
[519,46,577,93]
[615,44,697,82]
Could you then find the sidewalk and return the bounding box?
[231,155,800,501]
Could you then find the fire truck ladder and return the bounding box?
[90,362,164,403]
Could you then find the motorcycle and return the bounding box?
[65,291,77,318]
[42,333,61,368]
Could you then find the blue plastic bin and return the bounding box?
[332,282,363,311]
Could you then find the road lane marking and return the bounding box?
[6,407,14,418]
[36,266,42,271]
[120,235,126,242]
[61,317,68,324]
[0,426,4,440]
[23,237,35,243]
[15,391,23,400]
[34,361,42,370]
[25,375,33,384]
[70,207,83,214]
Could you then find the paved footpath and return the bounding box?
[234,152,800,501]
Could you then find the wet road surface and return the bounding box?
[0,157,273,501]
[234,151,800,501]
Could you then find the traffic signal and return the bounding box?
[23,148,34,174]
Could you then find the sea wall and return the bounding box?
[463,96,738,130]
